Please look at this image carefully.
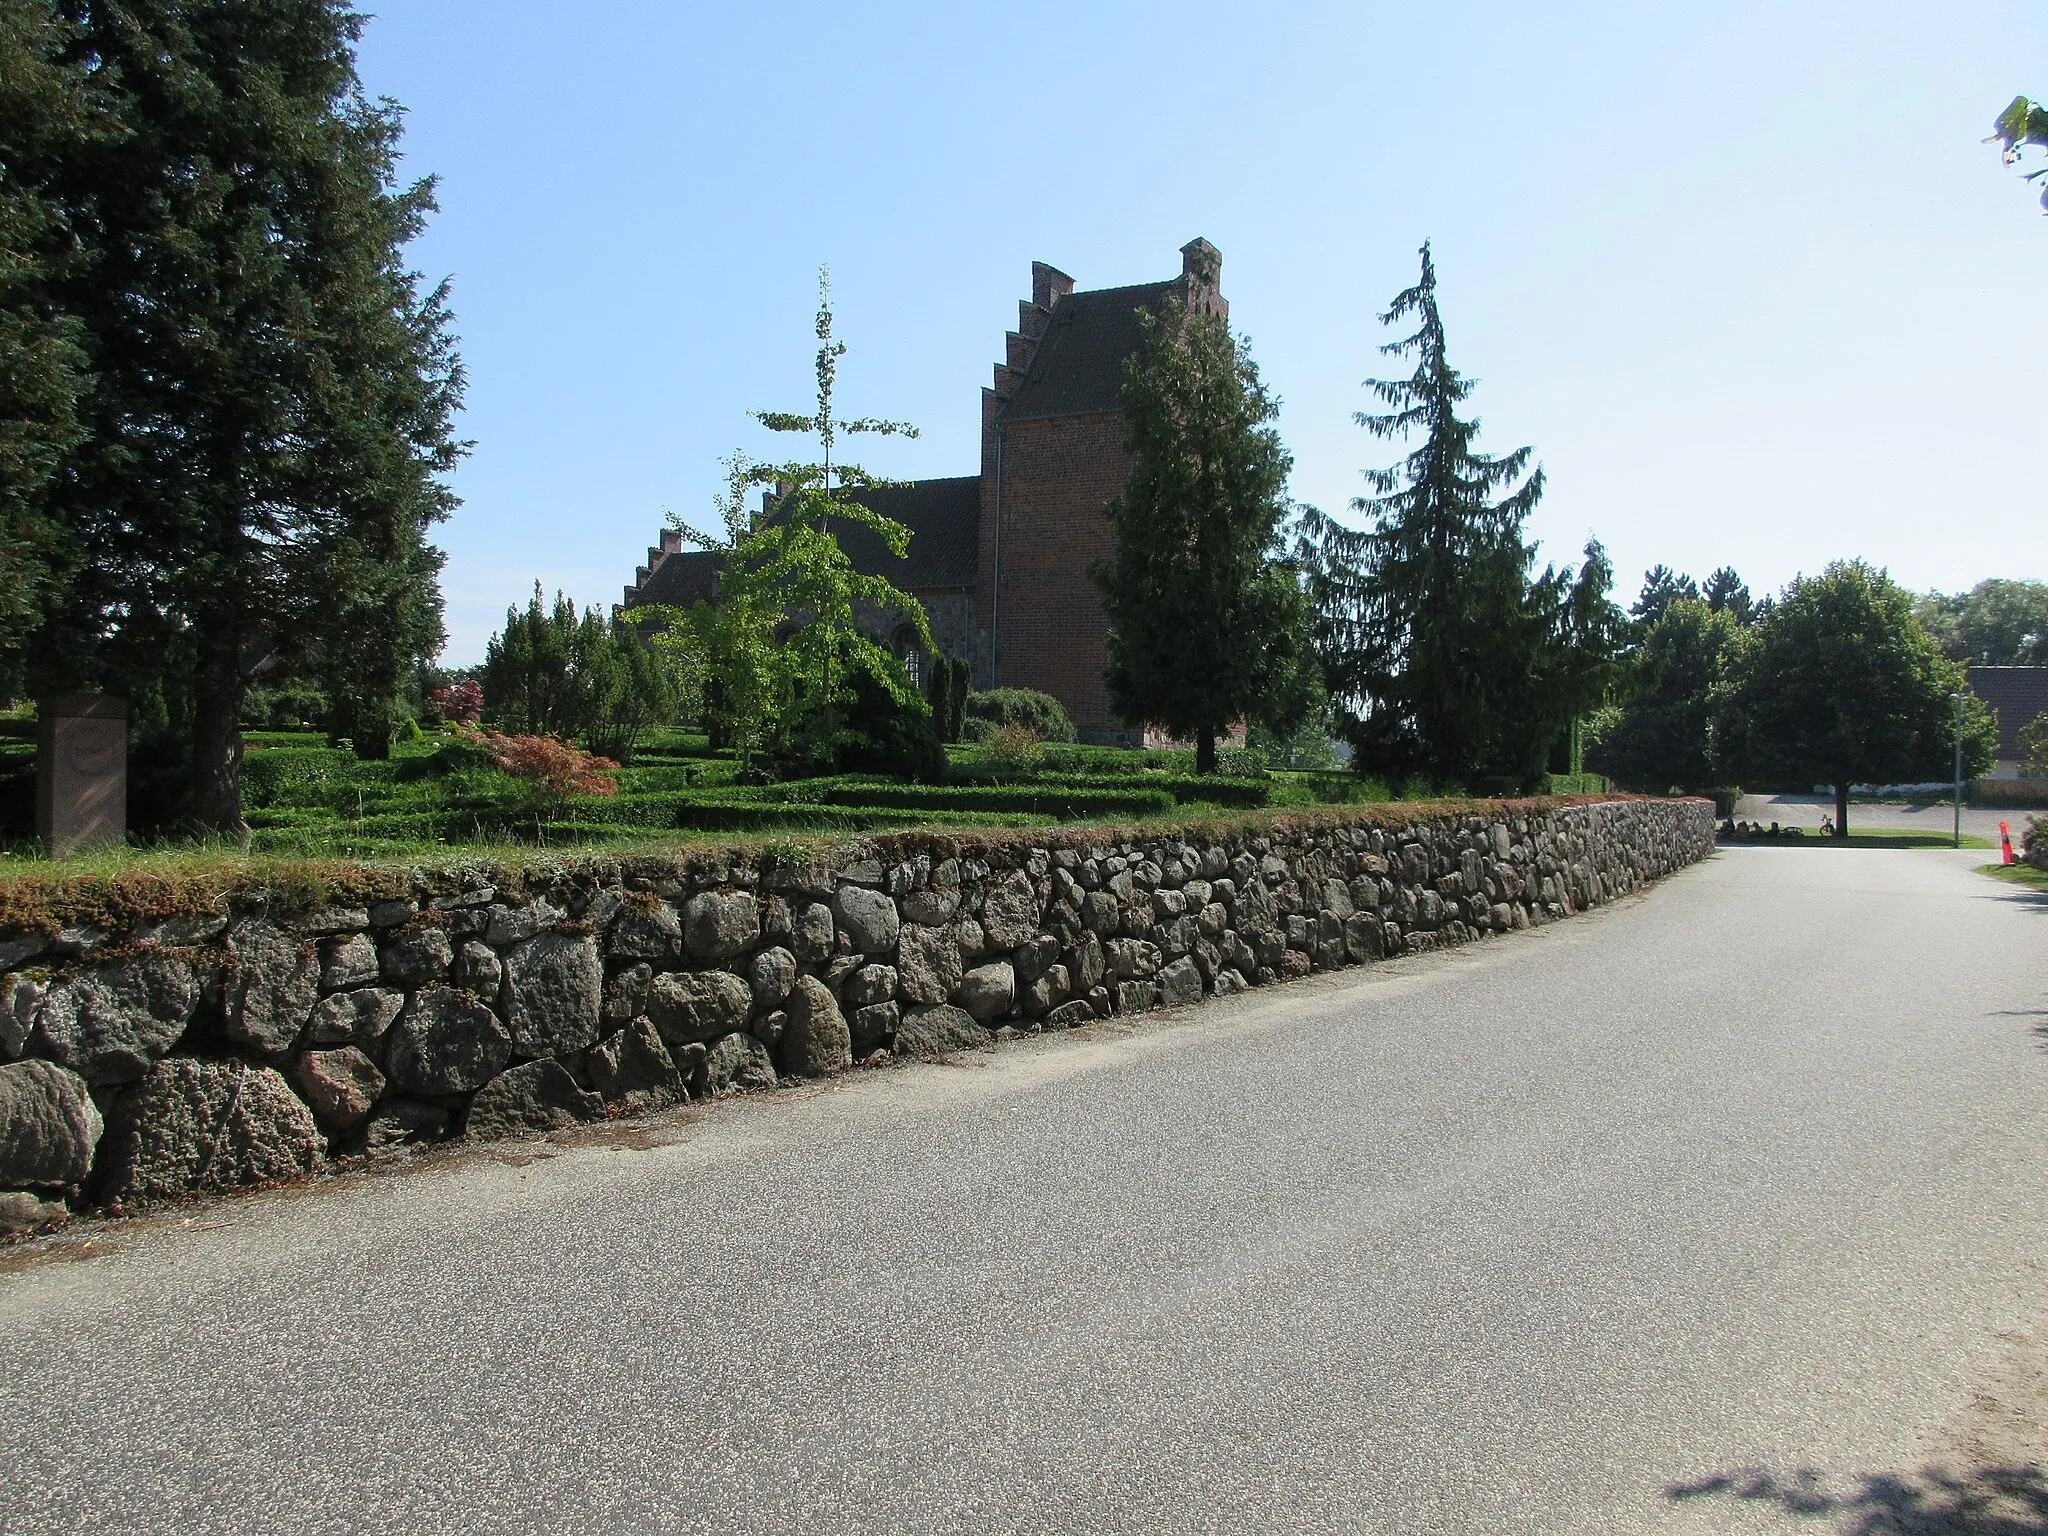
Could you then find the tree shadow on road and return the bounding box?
[1667,1463,2048,1534]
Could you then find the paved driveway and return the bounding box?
[2,846,2045,1535]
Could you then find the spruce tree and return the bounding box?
[0,0,93,669]
[1300,243,1562,786]
[31,0,463,829]
[1093,295,1315,774]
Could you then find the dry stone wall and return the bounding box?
[0,797,1714,1229]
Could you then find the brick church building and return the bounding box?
[622,238,1228,744]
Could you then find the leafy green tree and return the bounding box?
[1595,597,1739,792]
[1992,96,2048,212]
[662,274,935,775]
[27,0,463,832]
[0,0,91,665]
[1918,579,2048,666]
[1092,290,1317,774]
[1715,561,1996,835]
[1300,243,1618,787]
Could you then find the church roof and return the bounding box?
[622,475,979,613]
[828,475,980,591]
[1001,280,1178,423]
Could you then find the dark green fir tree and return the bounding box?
[1301,243,1609,787]
[31,0,464,828]
[1093,283,1316,773]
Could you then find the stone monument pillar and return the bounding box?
[36,695,127,858]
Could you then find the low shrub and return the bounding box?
[963,688,1077,743]
[815,783,1176,820]
[986,723,1043,770]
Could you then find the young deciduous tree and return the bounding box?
[1991,95,2048,212]
[28,0,463,830]
[1299,243,1619,787]
[1092,294,1317,774]
[660,273,936,775]
[1715,561,1997,835]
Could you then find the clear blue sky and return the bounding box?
[353,1,2048,666]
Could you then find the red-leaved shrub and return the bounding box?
[460,727,618,801]
[427,680,484,725]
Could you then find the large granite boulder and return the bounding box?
[684,891,759,963]
[288,1047,384,1131]
[318,933,379,991]
[775,975,849,1078]
[304,987,404,1048]
[586,1018,684,1113]
[1156,956,1202,1007]
[34,952,203,1084]
[609,900,684,965]
[980,871,1038,950]
[0,1059,102,1187]
[96,1059,320,1206]
[384,987,512,1095]
[380,924,454,989]
[832,884,898,956]
[896,923,962,1006]
[645,968,753,1046]
[790,902,835,965]
[464,1059,603,1140]
[500,932,603,1058]
[749,946,796,1008]
[700,1031,777,1095]
[893,1004,990,1059]
[1,973,45,1058]
[956,961,1015,1022]
[224,918,320,1054]
[843,963,897,1008]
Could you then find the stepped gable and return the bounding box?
[1000,280,1178,423]
[623,532,721,609]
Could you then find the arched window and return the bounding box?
[891,626,924,689]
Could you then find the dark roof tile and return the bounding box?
[1970,666,2048,757]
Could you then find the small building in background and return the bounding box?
[1969,666,2048,778]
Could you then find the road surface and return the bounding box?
[1737,791,2036,845]
[2,845,2045,1535]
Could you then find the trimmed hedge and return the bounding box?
[816,783,1177,820]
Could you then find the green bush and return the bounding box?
[963,688,1077,743]
[837,648,947,782]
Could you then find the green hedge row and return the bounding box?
[814,784,1178,819]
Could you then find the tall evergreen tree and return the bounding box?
[0,0,93,671]
[1093,293,1316,773]
[1300,243,1599,786]
[1632,565,1701,626]
[29,0,463,829]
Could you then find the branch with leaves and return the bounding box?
[1991,96,2048,212]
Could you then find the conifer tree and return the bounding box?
[1300,243,1603,787]
[0,0,92,669]
[29,0,463,829]
[1093,295,1315,774]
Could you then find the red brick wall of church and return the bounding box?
[986,411,1131,741]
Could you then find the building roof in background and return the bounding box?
[1002,280,1176,422]
[1971,666,2048,757]
[830,476,979,591]
[625,546,722,609]
[622,476,978,614]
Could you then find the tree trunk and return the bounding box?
[1834,780,1850,839]
[1196,726,1217,776]
[192,668,248,840]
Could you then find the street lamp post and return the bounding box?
[1951,691,1963,849]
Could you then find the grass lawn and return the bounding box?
[1977,861,2048,890]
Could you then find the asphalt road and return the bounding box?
[3,847,2046,1536]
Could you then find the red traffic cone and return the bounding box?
[2001,820,2015,866]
